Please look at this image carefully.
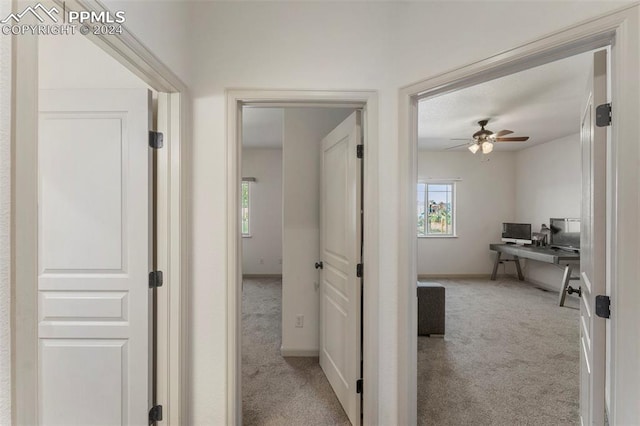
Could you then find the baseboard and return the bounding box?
[498,273,580,299]
[418,273,579,301]
[242,274,283,279]
[418,274,491,280]
[513,275,561,293]
[280,347,319,357]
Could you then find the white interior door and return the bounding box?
[38,89,152,425]
[579,50,607,426]
[319,111,362,425]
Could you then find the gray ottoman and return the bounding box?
[417,282,445,336]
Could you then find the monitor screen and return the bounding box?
[550,218,580,249]
[502,223,531,241]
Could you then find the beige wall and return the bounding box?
[417,151,517,276]
[515,134,581,291]
[416,134,581,289]
[241,148,283,275]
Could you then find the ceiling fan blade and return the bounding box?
[445,142,471,150]
[496,136,529,142]
[495,130,514,137]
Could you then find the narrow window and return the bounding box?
[242,181,251,236]
[417,182,455,237]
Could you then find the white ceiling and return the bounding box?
[242,107,284,148]
[418,51,594,151]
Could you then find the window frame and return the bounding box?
[417,180,457,238]
[241,181,251,238]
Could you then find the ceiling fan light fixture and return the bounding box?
[468,143,480,154]
[482,141,494,154]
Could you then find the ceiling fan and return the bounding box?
[448,119,530,154]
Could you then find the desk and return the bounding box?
[489,243,580,307]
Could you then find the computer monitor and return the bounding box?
[549,218,580,251]
[501,223,532,245]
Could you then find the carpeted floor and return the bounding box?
[242,277,350,426]
[418,277,580,426]
[243,276,579,425]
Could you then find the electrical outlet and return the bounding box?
[279,258,282,265]
[295,315,304,328]
[259,258,264,264]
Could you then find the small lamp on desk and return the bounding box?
[540,224,552,246]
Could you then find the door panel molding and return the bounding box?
[319,111,362,425]
[579,50,607,425]
[38,88,152,425]
[12,2,189,424]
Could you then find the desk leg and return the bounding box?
[514,256,524,281]
[558,265,572,307]
[490,252,501,281]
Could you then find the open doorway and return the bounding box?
[240,106,362,425]
[413,49,604,424]
[397,9,640,424]
[227,90,379,426]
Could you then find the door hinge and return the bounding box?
[356,378,363,394]
[149,131,164,149]
[149,405,163,423]
[595,295,611,319]
[356,144,364,159]
[356,263,363,278]
[596,103,612,127]
[149,271,163,288]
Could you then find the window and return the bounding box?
[417,182,455,237]
[242,181,251,236]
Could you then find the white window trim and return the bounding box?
[417,180,457,238]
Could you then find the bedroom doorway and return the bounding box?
[413,47,608,426]
[412,48,604,425]
[227,91,379,425]
[240,106,360,425]
[398,7,640,424]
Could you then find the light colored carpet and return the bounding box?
[242,277,350,426]
[418,277,580,426]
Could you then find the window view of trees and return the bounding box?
[242,181,250,235]
[417,183,454,236]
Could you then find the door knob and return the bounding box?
[567,285,582,297]
[315,261,323,269]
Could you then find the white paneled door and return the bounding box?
[319,111,362,425]
[38,89,153,425]
[579,50,607,425]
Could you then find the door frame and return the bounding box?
[11,0,190,424]
[226,90,379,425]
[398,4,640,425]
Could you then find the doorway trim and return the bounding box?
[11,0,190,424]
[398,5,640,425]
[226,89,379,425]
